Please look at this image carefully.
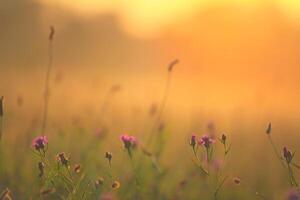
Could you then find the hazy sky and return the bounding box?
[1,0,300,119]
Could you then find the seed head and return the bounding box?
[74,164,81,173]
[220,134,227,145]
[233,177,241,185]
[49,26,55,41]
[105,152,113,167]
[266,123,272,135]
[112,181,120,190]
[57,152,69,167]
[168,59,179,72]
[283,147,293,164]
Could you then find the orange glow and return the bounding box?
[40,0,300,37]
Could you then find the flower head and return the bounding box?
[105,152,112,161]
[32,136,48,151]
[49,26,55,41]
[57,152,69,167]
[112,181,121,190]
[287,188,300,200]
[266,123,272,135]
[120,134,137,149]
[198,134,214,148]
[168,59,179,72]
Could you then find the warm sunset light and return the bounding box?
[1,0,300,199]
[40,0,300,37]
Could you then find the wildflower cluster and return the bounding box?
[189,132,231,199]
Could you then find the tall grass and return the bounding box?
[41,26,55,135]
[146,59,179,147]
[0,96,3,140]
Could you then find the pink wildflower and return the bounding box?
[32,136,48,151]
[120,134,137,149]
[198,134,214,148]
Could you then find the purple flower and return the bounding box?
[120,134,137,149]
[190,135,196,148]
[32,136,48,151]
[198,134,214,148]
[287,189,300,200]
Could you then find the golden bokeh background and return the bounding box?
[1,0,300,130]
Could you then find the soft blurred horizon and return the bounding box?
[1,0,300,128]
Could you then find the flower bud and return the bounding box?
[57,152,69,167]
[266,123,272,135]
[74,164,81,173]
[220,134,227,145]
[105,152,112,161]
[283,147,293,164]
[190,135,196,148]
[233,177,241,185]
[32,136,48,152]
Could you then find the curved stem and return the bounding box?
[147,71,172,146]
[41,39,53,135]
[214,176,228,199]
[267,135,285,169]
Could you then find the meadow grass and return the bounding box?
[0,27,300,200]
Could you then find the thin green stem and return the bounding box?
[41,36,54,135]
[192,148,209,176]
[147,70,173,147]
[214,176,228,199]
[267,135,285,169]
